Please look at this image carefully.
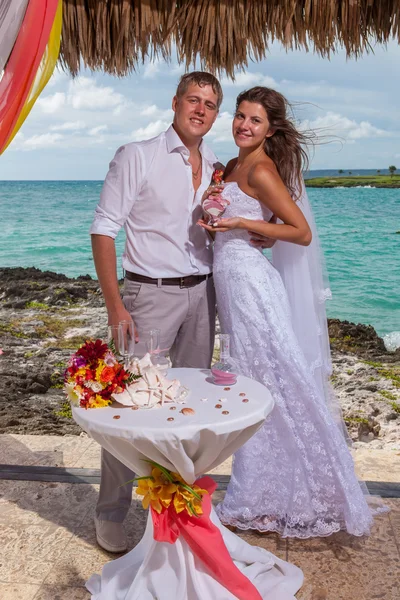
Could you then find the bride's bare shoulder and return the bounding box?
[248,159,280,188]
[224,158,238,179]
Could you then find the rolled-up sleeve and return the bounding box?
[90,144,144,238]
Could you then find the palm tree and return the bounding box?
[389,165,397,178]
[338,169,344,174]
[377,170,381,174]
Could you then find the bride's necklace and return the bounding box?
[191,151,202,180]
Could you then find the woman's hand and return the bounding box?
[198,217,242,233]
[201,184,225,204]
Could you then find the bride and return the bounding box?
[199,86,374,538]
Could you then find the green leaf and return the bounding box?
[178,482,203,502]
[141,459,174,482]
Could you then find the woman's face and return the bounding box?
[232,101,273,149]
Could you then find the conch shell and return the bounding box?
[112,353,185,408]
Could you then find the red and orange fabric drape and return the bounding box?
[0,0,63,154]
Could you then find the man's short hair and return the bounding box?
[176,72,223,109]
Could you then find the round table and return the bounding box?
[72,368,303,600]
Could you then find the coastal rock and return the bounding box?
[0,267,399,448]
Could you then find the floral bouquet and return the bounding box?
[134,460,208,517]
[202,168,229,226]
[64,339,136,409]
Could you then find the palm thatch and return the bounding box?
[59,0,400,78]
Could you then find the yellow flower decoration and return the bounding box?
[95,360,106,382]
[134,463,208,517]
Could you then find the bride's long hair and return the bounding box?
[236,87,312,200]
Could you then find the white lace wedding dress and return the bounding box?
[214,182,373,538]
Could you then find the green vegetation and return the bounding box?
[46,335,87,349]
[344,416,369,425]
[0,322,29,338]
[362,361,400,388]
[50,371,64,389]
[346,369,353,375]
[54,400,72,419]
[378,390,398,402]
[25,301,50,310]
[305,175,400,188]
[35,316,84,339]
[388,165,397,177]
[390,402,400,414]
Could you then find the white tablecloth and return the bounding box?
[73,368,303,600]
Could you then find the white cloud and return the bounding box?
[205,111,233,143]
[89,125,108,136]
[46,69,70,88]
[131,120,170,141]
[140,104,173,120]
[300,112,390,141]
[37,92,66,114]
[143,61,161,79]
[22,133,64,149]
[50,121,86,131]
[221,72,278,88]
[67,77,127,110]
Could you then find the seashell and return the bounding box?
[201,397,208,402]
[180,407,195,416]
[131,406,139,410]
[242,398,249,403]
[222,411,229,415]
[215,404,222,409]
[224,387,231,391]
[113,415,121,419]
[219,397,228,403]
[167,417,174,421]
[169,406,176,410]
[239,393,246,397]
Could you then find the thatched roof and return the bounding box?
[59,1,400,78]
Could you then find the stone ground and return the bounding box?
[0,433,399,600]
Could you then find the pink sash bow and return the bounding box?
[151,475,262,600]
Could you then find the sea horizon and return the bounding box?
[0,168,396,182]
[1,178,399,348]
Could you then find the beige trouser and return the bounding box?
[96,276,216,522]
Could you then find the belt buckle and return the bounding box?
[180,277,186,288]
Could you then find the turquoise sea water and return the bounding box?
[1,179,399,338]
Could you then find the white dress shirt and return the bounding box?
[90,125,219,277]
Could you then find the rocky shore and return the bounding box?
[0,267,399,449]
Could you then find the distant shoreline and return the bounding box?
[305,175,400,188]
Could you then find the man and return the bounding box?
[90,72,222,552]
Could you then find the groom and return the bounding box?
[90,71,273,552]
[90,71,223,552]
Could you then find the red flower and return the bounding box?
[76,339,108,365]
[212,168,224,185]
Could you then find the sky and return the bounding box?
[1,39,399,180]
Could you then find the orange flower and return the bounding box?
[99,366,116,383]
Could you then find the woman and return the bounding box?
[199,86,373,538]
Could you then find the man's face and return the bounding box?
[172,83,219,141]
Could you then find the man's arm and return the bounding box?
[90,145,144,339]
[91,234,136,333]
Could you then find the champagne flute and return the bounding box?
[118,320,135,368]
[146,328,169,376]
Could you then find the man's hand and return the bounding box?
[108,306,139,342]
[249,214,277,249]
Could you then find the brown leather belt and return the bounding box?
[125,271,212,288]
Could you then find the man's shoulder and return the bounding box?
[118,131,166,155]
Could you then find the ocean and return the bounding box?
[1,174,399,343]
